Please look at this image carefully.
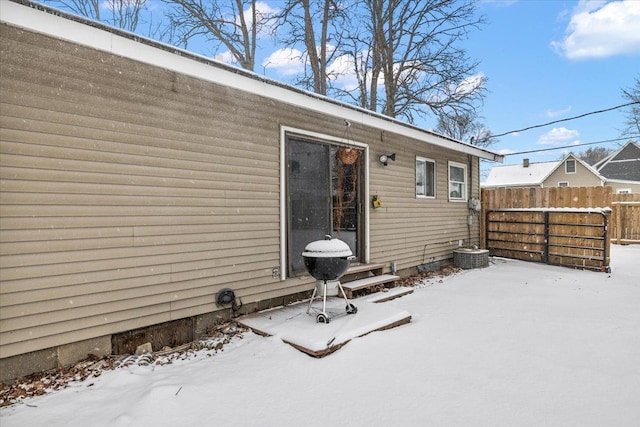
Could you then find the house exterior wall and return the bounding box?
[0,10,485,378]
[605,181,640,194]
[367,136,480,269]
[542,158,603,188]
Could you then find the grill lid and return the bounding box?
[302,235,353,258]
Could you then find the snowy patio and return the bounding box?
[237,291,413,357]
[1,245,639,427]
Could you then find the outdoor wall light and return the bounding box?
[379,153,396,166]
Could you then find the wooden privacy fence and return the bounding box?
[481,187,640,246]
[611,200,640,244]
[485,209,611,272]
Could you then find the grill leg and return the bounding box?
[306,285,318,314]
[337,281,351,306]
[321,281,327,314]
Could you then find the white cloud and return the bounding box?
[536,127,580,145]
[544,106,572,118]
[498,148,515,155]
[242,2,278,37]
[215,51,236,65]
[327,53,359,91]
[262,48,305,75]
[454,73,486,97]
[552,0,640,59]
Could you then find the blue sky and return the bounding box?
[39,0,640,170]
[215,0,640,169]
[465,0,639,169]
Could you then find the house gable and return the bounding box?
[596,142,640,182]
[541,154,604,188]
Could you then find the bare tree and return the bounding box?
[621,75,640,139]
[271,0,347,95]
[41,0,101,21]
[577,147,612,166]
[42,0,147,33]
[435,112,494,147]
[164,0,271,71]
[338,0,486,123]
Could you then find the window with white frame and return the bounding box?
[448,161,467,201]
[416,157,436,198]
[558,181,569,187]
[617,188,631,194]
[565,159,576,174]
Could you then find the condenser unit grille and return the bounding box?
[454,249,489,269]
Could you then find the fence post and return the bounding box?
[543,211,550,264]
[614,203,621,244]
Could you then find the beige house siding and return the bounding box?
[542,157,603,188]
[605,181,640,194]
[1,5,492,369]
[368,145,479,270]
[1,24,283,359]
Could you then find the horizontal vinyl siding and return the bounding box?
[367,135,479,271]
[0,25,282,358]
[1,22,483,359]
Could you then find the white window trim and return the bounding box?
[416,156,436,199]
[448,161,467,202]
[616,188,631,194]
[565,159,576,174]
[558,181,569,187]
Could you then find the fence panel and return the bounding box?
[611,201,640,244]
[481,187,640,246]
[486,209,610,271]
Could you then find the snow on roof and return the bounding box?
[483,160,557,187]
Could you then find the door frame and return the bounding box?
[279,126,370,281]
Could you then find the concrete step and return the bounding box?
[340,274,400,299]
[344,263,386,277]
[365,287,414,303]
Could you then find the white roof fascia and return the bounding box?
[593,151,615,171]
[605,178,640,184]
[1,1,503,162]
[537,156,566,184]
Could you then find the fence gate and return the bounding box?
[485,209,611,272]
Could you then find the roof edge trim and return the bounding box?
[2,0,502,162]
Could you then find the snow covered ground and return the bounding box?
[2,245,639,427]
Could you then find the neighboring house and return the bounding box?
[482,153,605,189]
[0,1,502,380]
[593,141,640,194]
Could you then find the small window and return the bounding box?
[558,181,569,187]
[448,161,467,201]
[416,157,436,198]
[565,159,576,174]
[617,188,631,194]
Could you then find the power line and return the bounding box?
[491,101,640,139]
[503,136,638,156]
